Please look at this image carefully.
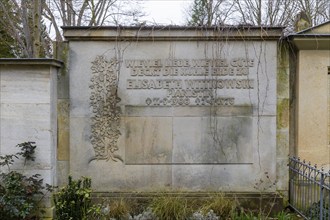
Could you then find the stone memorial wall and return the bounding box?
[64,27,288,192]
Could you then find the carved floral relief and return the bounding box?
[89,56,123,162]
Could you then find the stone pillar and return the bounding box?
[54,42,70,186]
[0,59,62,219]
[276,43,290,194]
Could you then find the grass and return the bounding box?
[200,193,237,219]
[149,193,193,220]
[107,199,132,220]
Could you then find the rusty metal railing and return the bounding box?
[288,156,330,219]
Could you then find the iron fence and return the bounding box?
[289,156,330,220]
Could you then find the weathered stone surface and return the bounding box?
[0,59,61,180]
[0,60,61,218]
[65,27,281,192]
[0,67,51,104]
[173,116,252,164]
[57,160,70,186]
[57,99,70,161]
[296,50,330,167]
[125,117,173,164]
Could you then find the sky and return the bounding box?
[140,0,193,25]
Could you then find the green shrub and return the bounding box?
[53,175,103,220]
[0,142,51,220]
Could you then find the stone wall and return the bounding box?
[0,59,62,218]
[63,26,288,193]
[296,50,330,167]
[289,22,330,169]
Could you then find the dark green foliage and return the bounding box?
[0,0,15,58]
[0,29,16,58]
[0,172,45,219]
[308,201,329,220]
[0,142,51,220]
[189,0,209,26]
[0,0,52,58]
[17,142,37,163]
[53,176,103,220]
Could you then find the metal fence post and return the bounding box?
[319,170,324,220]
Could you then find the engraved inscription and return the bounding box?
[90,56,123,162]
[125,58,255,106]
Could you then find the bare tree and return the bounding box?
[0,0,145,57]
[187,0,329,27]
[43,0,145,42]
[295,0,330,26]
[233,0,299,26]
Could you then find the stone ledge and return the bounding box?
[63,26,284,41]
[0,58,63,68]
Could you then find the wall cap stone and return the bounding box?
[0,58,63,68]
[287,21,330,50]
[62,25,284,41]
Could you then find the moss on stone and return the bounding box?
[277,98,289,129]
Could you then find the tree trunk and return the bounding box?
[33,0,41,58]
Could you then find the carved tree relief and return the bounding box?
[90,56,123,162]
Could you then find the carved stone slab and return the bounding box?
[67,28,278,192]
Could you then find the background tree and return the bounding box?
[0,0,16,57]
[233,0,298,26]
[43,0,144,42]
[0,0,144,58]
[295,0,330,27]
[0,29,16,58]
[187,0,235,26]
[186,0,329,27]
[0,0,51,58]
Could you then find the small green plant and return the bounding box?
[0,142,51,220]
[276,211,294,220]
[230,209,259,220]
[230,209,296,220]
[108,199,132,220]
[200,193,237,219]
[53,175,103,220]
[150,194,193,220]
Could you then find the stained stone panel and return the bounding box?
[173,116,252,164]
[125,117,173,164]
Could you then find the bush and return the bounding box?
[0,142,51,220]
[53,175,103,220]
